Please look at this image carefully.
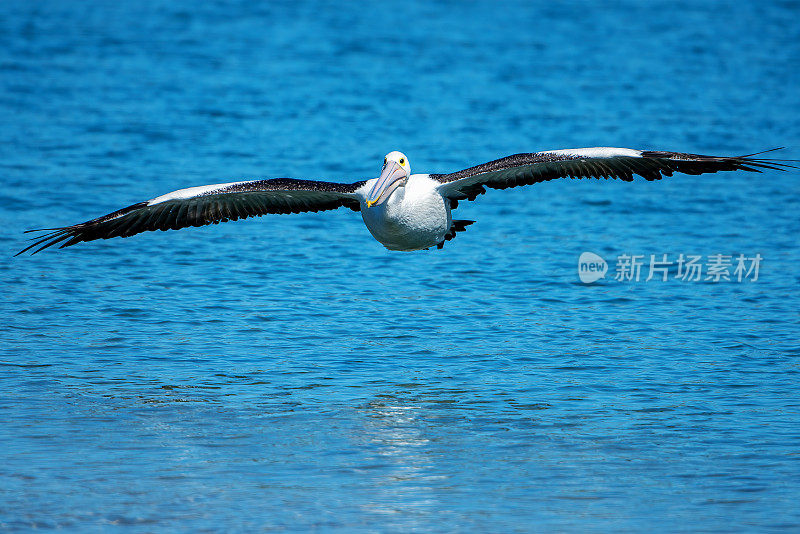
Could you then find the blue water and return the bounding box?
[2,0,800,531]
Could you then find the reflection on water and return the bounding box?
[359,394,438,522]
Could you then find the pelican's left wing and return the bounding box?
[432,147,793,204]
[18,177,366,255]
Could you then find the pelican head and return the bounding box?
[366,151,410,208]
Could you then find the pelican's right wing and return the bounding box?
[432,147,794,203]
[18,177,367,255]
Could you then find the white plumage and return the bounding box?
[359,173,450,251]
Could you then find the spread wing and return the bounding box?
[18,178,366,255]
[432,147,794,203]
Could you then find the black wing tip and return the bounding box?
[735,147,798,169]
[16,200,153,257]
[23,227,65,234]
[15,226,81,256]
[739,146,784,158]
[641,147,798,171]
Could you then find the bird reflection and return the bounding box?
[355,390,448,520]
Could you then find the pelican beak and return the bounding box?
[366,161,407,208]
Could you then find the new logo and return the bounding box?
[578,252,607,283]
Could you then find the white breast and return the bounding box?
[359,174,451,251]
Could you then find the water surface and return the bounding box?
[2,0,800,531]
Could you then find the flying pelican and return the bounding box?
[17,146,793,255]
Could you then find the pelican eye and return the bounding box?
[399,158,405,165]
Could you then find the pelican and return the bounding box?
[17,146,793,255]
